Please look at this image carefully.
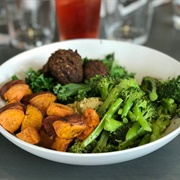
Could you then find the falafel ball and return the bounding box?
[83,60,109,80]
[42,49,83,85]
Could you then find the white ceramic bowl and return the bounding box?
[0,39,180,165]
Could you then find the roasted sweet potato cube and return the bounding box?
[51,136,73,152]
[22,92,57,111]
[53,114,86,139]
[77,108,100,140]
[21,104,45,131]
[42,115,61,136]
[16,127,40,145]
[0,103,25,133]
[0,80,32,102]
[0,80,24,97]
[46,103,74,117]
[39,130,54,149]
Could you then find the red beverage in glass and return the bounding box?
[55,0,101,41]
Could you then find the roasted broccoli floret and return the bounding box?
[129,100,157,132]
[96,75,121,101]
[158,75,180,103]
[119,87,145,123]
[141,76,160,101]
[108,122,132,146]
[161,98,177,116]
[150,114,171,142]
[118,127,146,150]
[97,78,140,118]
[85,75,121,101]
[176,104,180,117]
[68,139,97,153]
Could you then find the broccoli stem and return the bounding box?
[104,117,123,132]
[133,104,152,132]
[138,133,151,146]
[81,117,105,148]
[149,91,158,102]
[121,98,134,122]
[150,114,171,142]
[100,85,109,101]
[81,98,123,148]
[141,76,159,101]
[92,130,109,153]
[148,78,158,101]
[97,84,122,117]
[118,127,146,150]
[125,122,141,140]
[150,124,161,142]
[162,98,177,115]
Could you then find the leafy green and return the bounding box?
[25,68,56,92]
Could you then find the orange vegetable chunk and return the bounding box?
[0,103,25,133]
[51,136,73,152]
[42,115,61,136]
[46,102,74,117]
[16,126,40,145]
[77,107,100,140]
[21,104,45,131]
[22,92,57,111]
[53,114,86,139]
[0,80,32,102]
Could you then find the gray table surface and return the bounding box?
[0,3,180,180]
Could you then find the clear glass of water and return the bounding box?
[6,0,55,50]
[0,0,9,45]
[103,0,154,45]
[172,0,180,30]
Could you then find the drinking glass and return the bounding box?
[55,0,101,41]
[103,0,154,45]
[6,0,56,50]
[172,0,180,30]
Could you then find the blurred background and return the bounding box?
[0,0,180,63]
